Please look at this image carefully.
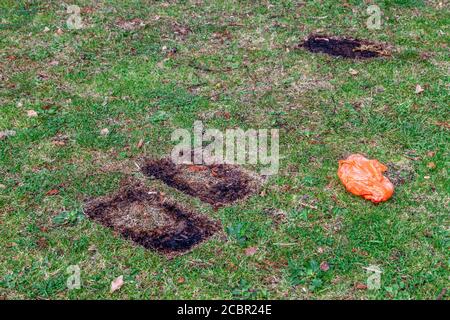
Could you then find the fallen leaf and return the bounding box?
[427,162,436,169]
[320,261,330,272]
[55,28,63,35]
[0,184,6,189]
[355,282,367,290]
[427,151,436,157]
[43,26,50,32]
[424,175,431,180]
[52,140,66,146]
[110,275,124,293]
[81,6,95,14]
[100,128,109,136]
[46,189,59,196]
[244,246,258,256]
[137,139,144,149]
[415,84,424,94]
[349,68,359,76]
[177,277,185,284]
[27,110,38,117]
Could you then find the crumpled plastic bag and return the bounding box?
[338,154,394,203]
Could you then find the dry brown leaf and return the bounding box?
[27,110,38,117]
[427,162,436,169]
[355,282,367,290]
[100,128,109,136]
[46,189,59,196]
[320,261,330,272]
[177,277,185,284]
[244,246,258,256]
[110,275,124,293]
[415,84,424,94]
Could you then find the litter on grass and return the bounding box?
[338,154,394,203]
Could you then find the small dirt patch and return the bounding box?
[301,34,391,59]
[386,161,416,186]
[142,158,262,207]
[84,181,220,257]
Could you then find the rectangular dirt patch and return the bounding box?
[84,180,220,257]
[142,158,262,207]
[301,34,391,59]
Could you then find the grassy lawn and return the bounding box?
[0,0,448,300]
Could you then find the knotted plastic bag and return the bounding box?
[338,154,394,203]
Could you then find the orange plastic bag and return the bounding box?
[338,154,394,203]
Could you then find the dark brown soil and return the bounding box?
[84,181,220,257]
[301,34,391,59]
[141,158,262,207]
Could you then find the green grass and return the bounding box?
[0,0,448,299]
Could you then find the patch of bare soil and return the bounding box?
[386,161,416,186]
[84,181,220,257]
[301,34,391,59]
[141,158,262,207]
